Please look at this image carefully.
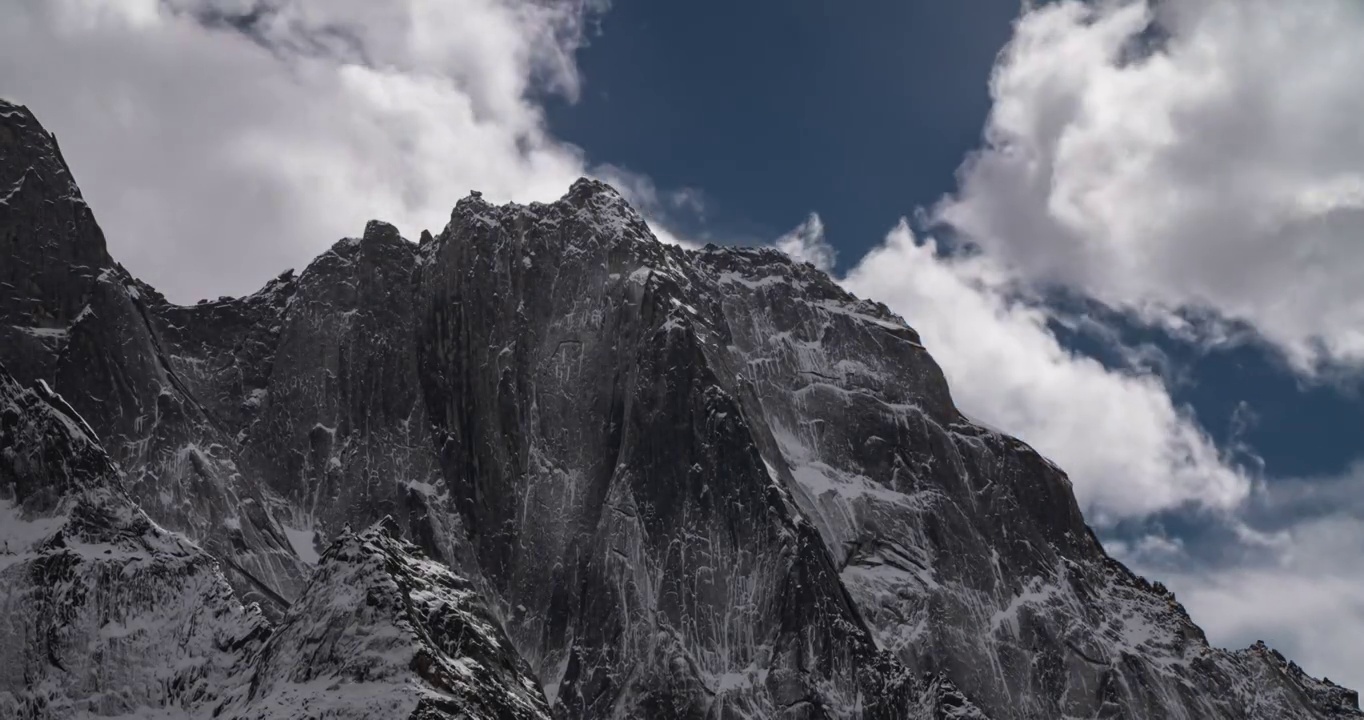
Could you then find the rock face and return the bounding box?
[0,96,1359,719]
[225,518,552,720]
[0,362,553,720]
[0,365,267,719]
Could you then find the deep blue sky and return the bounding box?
[548,0,1018,256]
[546,0,1362,487]
[1052,305,1364,480]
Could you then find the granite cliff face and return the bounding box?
[0,97,1358,719]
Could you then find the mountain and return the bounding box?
[0,97,1357,719]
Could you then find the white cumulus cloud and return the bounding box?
[0,0,614,302]
[839,221,1247,523]
[936,0,1364,371]
[775,213,835,272]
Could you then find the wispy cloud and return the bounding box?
[773,213,834,272]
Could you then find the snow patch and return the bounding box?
[282,525,320,565]
[0,499,64,567]
[716,270,789,290]
[403,479,441,498]
[243,387,268,408]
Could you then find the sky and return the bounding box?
[2,0,1363,691]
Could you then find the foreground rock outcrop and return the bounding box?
[1,97,1358,718]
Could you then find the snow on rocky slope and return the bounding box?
[0,365,267,718]
[223,517,553,720]
[1,95,1359,719]
[0,361,555,719]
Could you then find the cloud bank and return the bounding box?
[0,0,607,302]
[936,0,1364,371]
[1114,468,1364,691]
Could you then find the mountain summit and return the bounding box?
[1,98,1357,719]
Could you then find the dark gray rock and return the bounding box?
[414,181,931,718]
[0,364,269,719]
[0,101,113,332]
[237,219,470,573]
[0,361,547,720]
[0,100,114,391]
[222,517,552,720]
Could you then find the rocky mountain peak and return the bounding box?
[362,218,405,245]
[1,98,1359,719]
[0,100,87,215]
[2,357,548,719]
[1,361,270,719]
[1,362,111,509]
[0,100,114,336]
[442,175,656,260]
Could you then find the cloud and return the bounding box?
[774,213,835,272]
[839,221,1247,523]
[1112,472,1364,693]
[935,0,1364,372]
[1168,527,1364,693]
[592,163,704,249]
[821,0,1364,690]
[0,0,619,302]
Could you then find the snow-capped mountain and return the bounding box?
[1,97,1358,719]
